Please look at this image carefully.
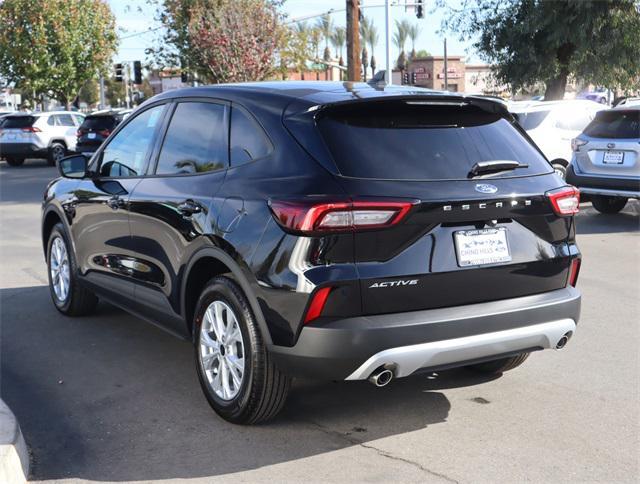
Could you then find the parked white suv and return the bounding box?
[510,100,604,178]
[0,111,84,166]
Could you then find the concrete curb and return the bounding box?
[0,399,29,483]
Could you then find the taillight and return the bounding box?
[546,186,580,216]
[568,258,581,287]
[571,138,587,152]
[21,126,41,133]
[268,200,414,234]
[304,286,332,324]
[98,129,110,137]
[76,129,85,137]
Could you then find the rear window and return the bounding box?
[317,103,551,180]
[583,110,640,139]
[81,116,117,130]
[2,116,35,129]
[512,110,550,130]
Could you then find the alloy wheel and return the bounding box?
[50,236,70,302]
[199,300,245,400]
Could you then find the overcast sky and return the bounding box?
[108,0,481,67]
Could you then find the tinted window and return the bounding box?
[73,114,84,125]
[99,105,164,177]
[47,116,57,126]
[56,114,75,127]
[230,106,271,165]
[317,103,551,180]
[2,116,35,128]
[556,110,593,131]
[583,110,640,139]
[156,102,228,175]
[513,110,550,130]
[81,116,117,130]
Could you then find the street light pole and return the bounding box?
[385,0,393,85]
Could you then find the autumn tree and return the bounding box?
[0,0,118,108]
[439,0,640,100]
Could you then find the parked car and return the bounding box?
[613,97,640,108]
[567,107,640,213]
[0,111,84,166]
[43,83,582,424]
[576,89,611,105]
[510,100,603,178]
[76,111,129,156]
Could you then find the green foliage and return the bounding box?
[78,79,99,107]
[416,49,431,58]
[331,26,347,59]
[439,0,640,99]
[0,0,118,107]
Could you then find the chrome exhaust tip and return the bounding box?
[556,331,573,349]
[368,368,394,387]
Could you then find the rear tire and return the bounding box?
[551,162,567,179]
[47,223,98,316]
[466,353,530,375]
[194,276,290,424]
[591,195,628,214]
[47,142,66,166]
[5,157,24,167]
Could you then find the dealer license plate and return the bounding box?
[454,228,511,267]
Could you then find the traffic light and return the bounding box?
[411,72,417,85]
[416,0,424,19]
[181,71,188,83]
[114,63,123,82]
[133,61,142,84]
[402,72,409,85]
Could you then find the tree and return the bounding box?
[331,26,347,63]
[393,19,410,71]
[364,20,379,76]
[439,0,640,100]
[416,49,431,58]
[78,79,99,108]
[0,0,117,108]
[360,16,374,80]
[149,0,288,84]
[316,13,334,61]
[407,22,421,60]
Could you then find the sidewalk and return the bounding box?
[0,399,29,483]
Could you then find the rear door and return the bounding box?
[128,99,229,333]
[574,109,640,178]
[314,100,573,315]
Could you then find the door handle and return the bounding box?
[107,196,126,210]
[178,199,202,216]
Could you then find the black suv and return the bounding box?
[75,111,128,155]
[42,82,582,424]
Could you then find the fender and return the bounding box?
[181,246,273,346]
[41,202,72,255]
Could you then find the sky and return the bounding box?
[108,0,481,68]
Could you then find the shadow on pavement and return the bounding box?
[574,200,639,235]
[0,285,498,482]
[0,161,60,204]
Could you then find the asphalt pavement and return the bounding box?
[1,159,639,483]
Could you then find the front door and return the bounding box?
[70,103,167,305]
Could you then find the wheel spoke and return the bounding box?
[200,329,219,350]
[227,354,244,374]
[201,351,218,369]
[220,359,232,399]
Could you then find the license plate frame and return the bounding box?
[454,227,512,267]
[603,150,624,164]
[87,132,96,139]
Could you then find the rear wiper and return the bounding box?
[468,160,528,177]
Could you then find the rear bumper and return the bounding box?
[567,164,640,199]
[269,286,581,380]
[0,142,46,158]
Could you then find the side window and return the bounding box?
[556,110,592,131]
[155,101,228,175]
[57,114,75,127]
[47,116,57,126]
[230,106,272,165]
[73,115,84,126]
[99,104,164,178]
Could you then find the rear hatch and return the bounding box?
[294,98,575,315]
[574,109,640,178]
[77,115,118,150]
[0,115,37,144]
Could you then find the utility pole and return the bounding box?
[99,75,105,109]
[346,0,362,81]
[443,37,448,91]
[385,0,392,85]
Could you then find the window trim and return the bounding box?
[228,102,274,169]
[90,101,170,180]
[147,97,231,178]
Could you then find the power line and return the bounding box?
[118,26,163,40]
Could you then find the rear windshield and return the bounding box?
[316,103,551,180]
[512,110,550,130]
[583,110,640,139]
[81,115,117,130]
[2,116,35,129]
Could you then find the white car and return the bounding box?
[510,100,604,178]
[0,111,84,166]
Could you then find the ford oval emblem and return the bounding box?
[475,183,498,194]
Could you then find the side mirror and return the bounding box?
[58,154,89,179]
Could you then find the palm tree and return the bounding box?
[316,14,333,61]
[330,26,347,81]
[365,21,379,76]
[407,22,421,61]
[393,19,410,71]
[359,16,373,80]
